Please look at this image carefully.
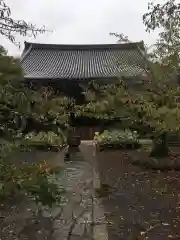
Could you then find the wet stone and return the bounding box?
[0,142,106,240]
[72,223,85,236]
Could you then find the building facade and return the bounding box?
[20,41,147,139]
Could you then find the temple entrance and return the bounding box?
[75,126,101,140]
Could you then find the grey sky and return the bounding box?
[1,0,163,57]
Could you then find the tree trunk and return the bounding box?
[150,132,169,158]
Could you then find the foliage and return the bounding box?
[95,129,140,149]
[86,0,180,157]
[21,87,71,135]
[75,0,180,158]
[25,131,67,150]
[0,48,70,206]
[0,0,49,46]
[143,0,180,67]
[0,142,64,206]
[90,56,180,155]
[75,100,115,120]
[75,81,131,122]
[0,51,71,138]
[0,0,66,209]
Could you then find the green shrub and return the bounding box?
[0,142,64,207]
[25,131,66,151]
[95,129,140,149]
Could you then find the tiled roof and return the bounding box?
[20,41,147,80]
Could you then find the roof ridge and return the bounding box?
[24,41,144,51]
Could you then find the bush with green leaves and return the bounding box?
[0,3,69,209]
[0,46,69,208]
[25,131,67,151]
[0,142,64,206]
[95,129,140,149]
[0,159,64,206]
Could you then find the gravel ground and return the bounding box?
[96,150,180,240]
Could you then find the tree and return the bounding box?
[0,45,70,138]
[0,0,48,46]
[141,0,180,156]
[0,46,71,208]
[78,0,180,158]
[0,0,70,211]
[143,0,180,66]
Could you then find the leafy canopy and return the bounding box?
[0,47,69,207]
[79,0,180,137]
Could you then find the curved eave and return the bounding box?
[20,41,147,81]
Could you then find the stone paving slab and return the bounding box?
[0,142,108,240]
[52,160,94,240]
[80,142,108,240]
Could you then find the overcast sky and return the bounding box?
[1,0,164,57]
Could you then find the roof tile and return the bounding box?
[20,42,147,80]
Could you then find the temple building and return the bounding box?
[21,41,146,81]
[20,41,147,139]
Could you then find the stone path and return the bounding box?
[52,160,94,240]
[0,142,108,240]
